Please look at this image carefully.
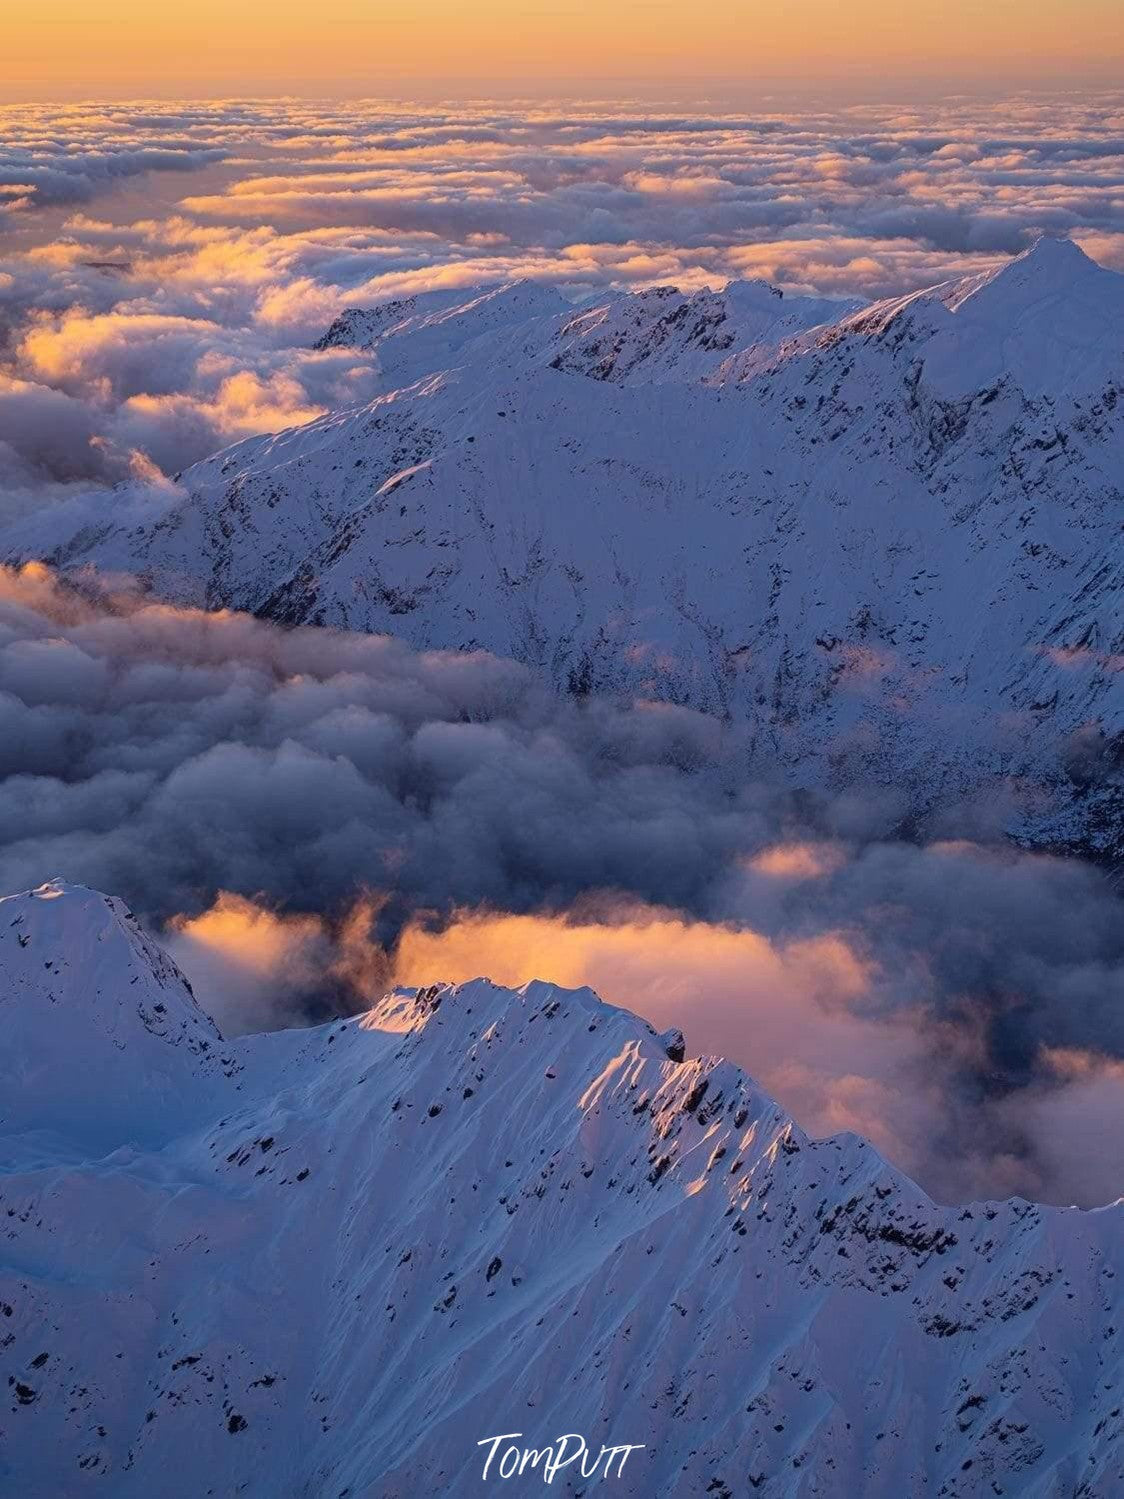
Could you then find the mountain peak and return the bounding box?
[1,877,237,1150]
[722,275,785,301]
[892,233,1122,397]
[1017,233,1097,272]
[26,875,99,906]
[944,233,1109,310]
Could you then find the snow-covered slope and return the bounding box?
[0,880,238,1153]
[314,279,572,391]
[719,233,1124,400]
[547,279,856,384]
[313,277,850,390]
[1,880,1121,1497]
[4,238,1124,848]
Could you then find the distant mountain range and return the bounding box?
[5,236,1124,853]
[1,879,1120,1496]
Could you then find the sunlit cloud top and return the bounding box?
[1,93,1123,512]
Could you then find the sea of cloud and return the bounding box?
[2,97,1123,1206]
[2,562,1121,1208]
[2,93,1124,514]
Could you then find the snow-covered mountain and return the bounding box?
[313,276,850,390]
[2,879,1121,1497]
[314,280,573,391]
[5,238,1124,849]
[546,279,856,384]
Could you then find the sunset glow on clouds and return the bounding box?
[163,884,1124,1207]
[3,560,1123,1205]
[2,98,1124,1208]
[2,94,1124,510]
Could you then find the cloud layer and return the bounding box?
[2,94,1124,509]
[2,98,1123,1207]
[1,562,1121,1207]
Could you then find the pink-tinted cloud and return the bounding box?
[1,91,1122,506]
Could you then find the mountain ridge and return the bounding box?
[1,878,1121,1495]
[3,237,1123,854]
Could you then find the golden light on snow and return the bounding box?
[389,904,912,1130]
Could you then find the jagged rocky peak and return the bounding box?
[0,878,236,1148]
[657,1024,686,1061]
[550,275,851,382]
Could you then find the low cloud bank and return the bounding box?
[2,563,1121,1206]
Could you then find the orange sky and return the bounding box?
[6,0,1124,98]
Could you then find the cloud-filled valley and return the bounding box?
[2,562,1121,1208]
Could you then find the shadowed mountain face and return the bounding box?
[5,238,1123,855]
[1,880,1121,1497]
